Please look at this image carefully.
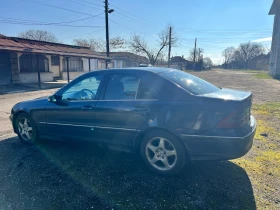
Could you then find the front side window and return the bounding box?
[104,74,140,100]
[62,74,103,101]
[161,70,220,95]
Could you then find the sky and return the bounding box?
[0,0,275,64]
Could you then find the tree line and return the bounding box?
[17,29,213,68]
[221,42,267,70]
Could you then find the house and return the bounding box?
[269,0,280,78]
[248,53,270,70]
[170,56,192,70]
[0,35,109,85]
[99,52,149,68]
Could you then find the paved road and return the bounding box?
[0,133,256,210]
[0,88,58,136]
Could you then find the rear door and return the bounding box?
[94,71,163,148]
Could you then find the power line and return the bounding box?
[109,3,159,29]
[0,12,103,25]
[80,0,104,7]
[176,28,272,31]
[21,0,98,17]
[112,11,160,29]
[66,0,103,10]
[109,19,146,35]
[0,20,104,28]
[62,28,105,39]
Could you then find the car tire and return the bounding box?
[140,130,187,176]
[15,113,39,145]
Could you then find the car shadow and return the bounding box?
[0,137,256,210]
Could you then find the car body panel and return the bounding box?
[199,88,252,101]
[10,67,256,161]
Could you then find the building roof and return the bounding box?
[269,0,280,15]
[0,35,109,59]
[170,56,189,63]
[99,52,149,63]
[251,53,270,61]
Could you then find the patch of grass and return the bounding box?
[254,72,273,79]
[254,120,275,141]
[253,102,280,119]
[214,68,268,73]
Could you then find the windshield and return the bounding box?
[161,70,220,95]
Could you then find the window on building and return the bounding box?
[20,54,49,73]
[63,57,83,72]
[51,56,60,66]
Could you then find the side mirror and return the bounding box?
[48,95,62,103]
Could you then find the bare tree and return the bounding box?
[203,57,213,67]
[18,29,59,42]
[110,37,127,50]
[73,36,126,52]
[238,42,265,69]
[129,25,179,65]
[222,47,235,68]
[188,48,204,62]
[73,38,105,51]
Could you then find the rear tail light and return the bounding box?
[217,107,250,128]
[217,111,240,128]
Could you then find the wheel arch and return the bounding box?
[13,110,35,132]
[132,127,190,160]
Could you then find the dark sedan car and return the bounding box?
[10,68,256,175]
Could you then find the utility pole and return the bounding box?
[198,48,203,71]
[193,38,197,70]
[193,38,197,63]
[167,27,172,68]
[105,0,109,69]
[198,48,202,60]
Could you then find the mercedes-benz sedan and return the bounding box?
[10,68,256,175]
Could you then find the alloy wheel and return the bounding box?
[17,117,33,142]
[145,137,177,171]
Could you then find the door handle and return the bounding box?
[81,105,93,110]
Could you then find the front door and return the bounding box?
[94,71,163,148]
[0,52,11,85]
[44,73,105,141]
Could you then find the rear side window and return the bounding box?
[137,74,162,99]
[104,74,140,100]
[160,70,220,95]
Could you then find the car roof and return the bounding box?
[88,67,173,75]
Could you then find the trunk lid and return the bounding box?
[200,88,252,101]
[199,88,252,129]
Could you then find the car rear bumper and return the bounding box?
[180,116,257,161]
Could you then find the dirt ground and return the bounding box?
[0,69,279,209]
[190,69,280,104]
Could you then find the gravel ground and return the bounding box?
[190,69,280,104]
[0,69,279,209]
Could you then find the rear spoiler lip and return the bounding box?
[196,88,252,102]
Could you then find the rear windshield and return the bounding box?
[161,70,220,95]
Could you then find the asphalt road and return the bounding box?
[0,86,257,209]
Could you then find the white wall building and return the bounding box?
[269,0,280,79]
[0,35,109,85]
